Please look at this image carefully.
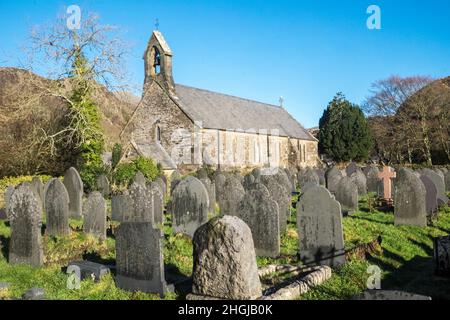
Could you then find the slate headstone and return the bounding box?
[199,177,216,214]
[172,176,209,237]
[44,178,70,237]
[261,174,289,233]
[297,185,345,267]
[218,175,245,217]
[115,222,169,296]
[334,177,358,215]
[346,162,359,177]
[316,168,326,187]
[111,193,132,222]
[365,166,381,193]
[63,167,84,218]
[133,171,147,186]
[350,169,368,196]
[420,168,449,206]
[31,177,44,205]
[394,168,427,227]
[8,183,44,267]
[419,175,438,217]
[434,235,450,276]
[170,170,182,195]
[192,215,262,300]
[236,182,280,258]
[325,167,343,195]
[298,168,320,188]
[67,261,110,282]
[3,185,14,220]
[148,182,164,226]
[96,174,110,197]
[83,192,107,240]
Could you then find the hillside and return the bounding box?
[0,67,138,176]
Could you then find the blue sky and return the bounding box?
[1,0,449,128]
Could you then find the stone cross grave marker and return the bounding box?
[378,166,396,201]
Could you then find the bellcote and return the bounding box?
[144,31,175,93]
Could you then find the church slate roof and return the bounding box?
[173,84,316,141]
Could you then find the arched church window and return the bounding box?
[151,46,161,75]
[156,125,162,143]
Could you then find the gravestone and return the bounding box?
[284,168,298,190]
[115,222,169,296]
[297,185,345,267]
[22,288,46,300]
[242,173,256,190]
[350,169,368,196]
[273,169,295,193]
[346,162,359,177]
[31,177,44,205]
[111,193,132,222]
[325,167,343,195]
[63,167,84,218]
[44,178,70,237]
[8,183,44,267]
[96,175,110,197]
[236,182,280,258]
[419,175,438,217]
[298,168,320,188]
[217,175,245,217]
[68,261,111,281]
[316,168,326,186]
[378,166,396,201]
[261,175,289,233]
[420,168,449,206]
[334,177,358,215]
[433,235,450,276]
[83,192,107,240]
[365,166,381,193]
[148,182,164,226]
[128,182,153,223]
[191,216,262,300]
[394,168,427,227]
[172,176,209,237]
[3,185,14,220]
[133,171,147,186]
[154,176,167,199]
[170,170,182,195]
[197,167,209,180]
[214,172,227,201]
[199,177,216,214]
[445,170,450,192]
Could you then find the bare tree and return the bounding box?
[0,11,132,176]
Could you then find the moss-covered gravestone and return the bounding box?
[44,178,70,237]
[9,183,43,267]
[83,192,107,240]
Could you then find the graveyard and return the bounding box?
[0,165,449,300]
[0,1,449,305]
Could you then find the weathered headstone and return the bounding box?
[273,169,295,193]
[96,174,110,197]
[420,168,449,206]
[148,182,164,226]
[68,261,111,282]
[31,177,44,205]
[214,172,227,201]
[8,183,44,267]
[128,182,153,223]
[350,169,368,196]
[154,176,167,198]
[133,171,147,186]
[83,192,107,240]
[378,166,396,201]
[365,166,381,193]
[199,176,216,214]
[172,176,209,237]
[3,185,14,220]
[394,168,427,227]
[236,182,280,258]
[325,167,343,195]
[170,170,182,194]
[111,193,132,222]
[298,168,320,188]
[433,235,450,277]
[419,175,438,217]
[44,178,70,237]
[261,175,289,233]
[346,162,359,177]
[297,185,345,267]
[217,175,245,217]
[115,222,169,296]
[63,167,84,218]
[191,215,262,300]
[316,168,326,187]
[334,177,358,215]
[445,170,450,192]
[22,288,46,300]
[197,167,209,180]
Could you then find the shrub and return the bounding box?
[113,156,161,187]
[111,143,122,169]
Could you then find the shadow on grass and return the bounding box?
[0,235,9,261]
[348,215,392,226]
[165,263,191,299]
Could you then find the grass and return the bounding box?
[0,179,449,299]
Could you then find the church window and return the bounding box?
[152,46,161,75]
[156,125,162,143]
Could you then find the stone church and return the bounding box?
[121,31,319,174]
